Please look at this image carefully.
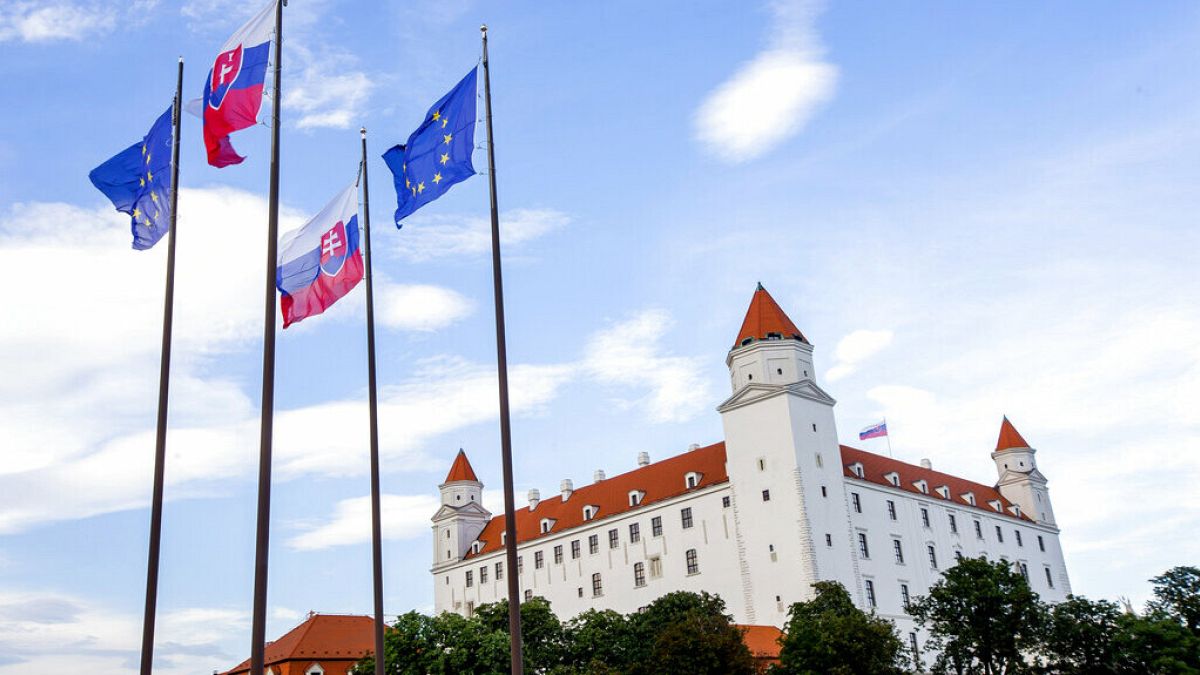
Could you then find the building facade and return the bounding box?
[431,285,1071,660]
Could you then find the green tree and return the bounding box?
[1149,566,1200,636]
[560,609,636,674]
[1110,612,1200,675]
[1040,595,1123,674]
[627,591,755,675]
[474,596,566,672]
[774,580,906,675]
[908,557,1046,675]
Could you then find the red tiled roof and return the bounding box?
[734,283,809,348]
[839,445,1033,522]
[995,417,1031,452]
[739,624,784,659]
[445,448,479,483]
[222,614,376,674]
[467,443,729,557]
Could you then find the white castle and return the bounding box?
[431,285,1070,660]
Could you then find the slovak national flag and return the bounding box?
[859,421,888,440]
[276,183,363,328]
[202,0,274,167]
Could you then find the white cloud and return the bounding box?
[825,329,893,382]
[583,310,710,423]
[285,44,374,130]
[393,208,568,261]
[288,493,440,550]
[0,2,116,43]
[376,281,474,331]
[694,0,837,162]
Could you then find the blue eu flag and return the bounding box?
[89,105,174,250]
[383,67,477,227]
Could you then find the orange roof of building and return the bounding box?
[222,614,376,674]
[445,448,479,483]
[467,443,729,557]
[839,445,1033,522]
[739,624,784,659]
[733,283,809,348]
[995,417,1031,452]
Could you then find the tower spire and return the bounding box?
[995,416,1031,452]
[444,448,479,483]
[733,284,808,348]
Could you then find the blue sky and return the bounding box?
[2,1,1199,672]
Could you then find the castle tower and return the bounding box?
[991,417,1056,526]
[431,449,492,568]
[717,284,859,624]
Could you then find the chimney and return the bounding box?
[527,488,540,511]
[637,451,650,466]
[688,443,700,451]
[920,458,932,470]
[594,469,606,483]
[560,479,573,501]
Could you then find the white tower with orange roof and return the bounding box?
[991,417,1057,527]
[432,450,491,570]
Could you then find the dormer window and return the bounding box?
[471,541,482,554]
[989,500,1003,512]
[500,532,506,545]
[685,472,702,489]
[583,505,598,521]
[850,462,865,479]
[1010,505,1022,517]
[936,485,950,499]
[306,664,326,675]
[963,492,976,506]
[766,332,782,340]
[629,490,645,507]
[884,471,900,487]
[540,518,556,534]
[913,480,929,494]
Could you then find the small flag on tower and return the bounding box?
[89,105,175,250]
[859,420,888,440]
[382,67,478,226]
[276,183,363,328]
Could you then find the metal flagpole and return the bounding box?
[139,56,184,675]
[250,1,284,673]
[480,24,525,675]
[359,127,387,675]
[884,417,894,457]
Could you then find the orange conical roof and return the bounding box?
[445,449,479,483]
[733,283,808,348]
[995,417,1031,451]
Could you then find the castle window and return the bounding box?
[577,587,583,597]
[937,485,950,499]
[517,556,524,574]
[525,589,533,601]
[857,533,870,559]
[445,530,450,539]
[762,489,771,502]
[588,534,599,554]
[825,533,832,547]
[949,513,958,534]
[769,544,777,562]
[471,542,481,554]
[995,525,1004,543]
[722,496,731,508]
[811,423,817,432]
[651,516,663,537]
[553,545,563,564]
[887,500,897,521]
[1011,505,1022,517]
[865,579,877,608]
[501,532,506,545]
[1019,562,1029,580]
[821,486,827,497]
[901,583,911,608]
[630,522,641,543]
[681,507,693,529]
[885,472,900,487]
[634,562,646,587]
[629,490,644,506]
[571,540,581,559]
[609,528,620,548]
[540,518,554,534]
[685,472,702,489]
[766,332,781,339]
[758,458,766,471]
[480,565,488,583]
[466,571,473,587]
[748,373,753,380]
[850,462,865,478]
[815,453,823,467]
[851,493,861,513]
[989,500,1003,513]
[592,573,603,597]
[686,548,700,575]
[534,551,544,569]
[446,550,451,560]
[779,368,784,375]
[1015,530,1023,547]
[909,633,920,662]
[914,480,929,495]
[494,562,502,579]
[1044,566,1054,588]
[974,520,983,539]
[583,505,598,521]
[921,508,930,528]
[927,545,938,569]
[893,539,905,564]
[963,492,976,506]
[306,664,325,675]
[1038,535,1045,552]
[955,549,964,562]
[649,556,663,579]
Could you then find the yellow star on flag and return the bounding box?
[433,172,443,184]
[133,208,141,219]
[150,192,158,203]
[440,153,449,165]
[139,177,145,187]
[405,178,411,188]
[432,111,441,122]
[443,133,453,145]
[145,152,151,164]
[417,182,425,194]
[146,170,153,182]
[441,118,448,129]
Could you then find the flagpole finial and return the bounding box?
[178,55,183,63]
[360,126,366,138]
[481,23,488,36]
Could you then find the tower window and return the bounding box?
[762,489,771,502]
[722,496,731,508]
[995,526,1004,543]
[1038,535,1045,552]
[893,539,905,564]
[748,373,753,380]
[974,520,983,539]
[921,508,930,528]
[949,513,958,534]
[858,533,870,559]
[825,533,832,547]
[927,545,938,569]
[901,583,911,607]
[865,579,877,607]
[821,485,827,497]
[1016,530,1023,547]
[811,423,817,432]
[887,500,897,521]
[686,548,699,575]
[758,458,766,471]
[1045,566,1054,588]
[852,493,861,513]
